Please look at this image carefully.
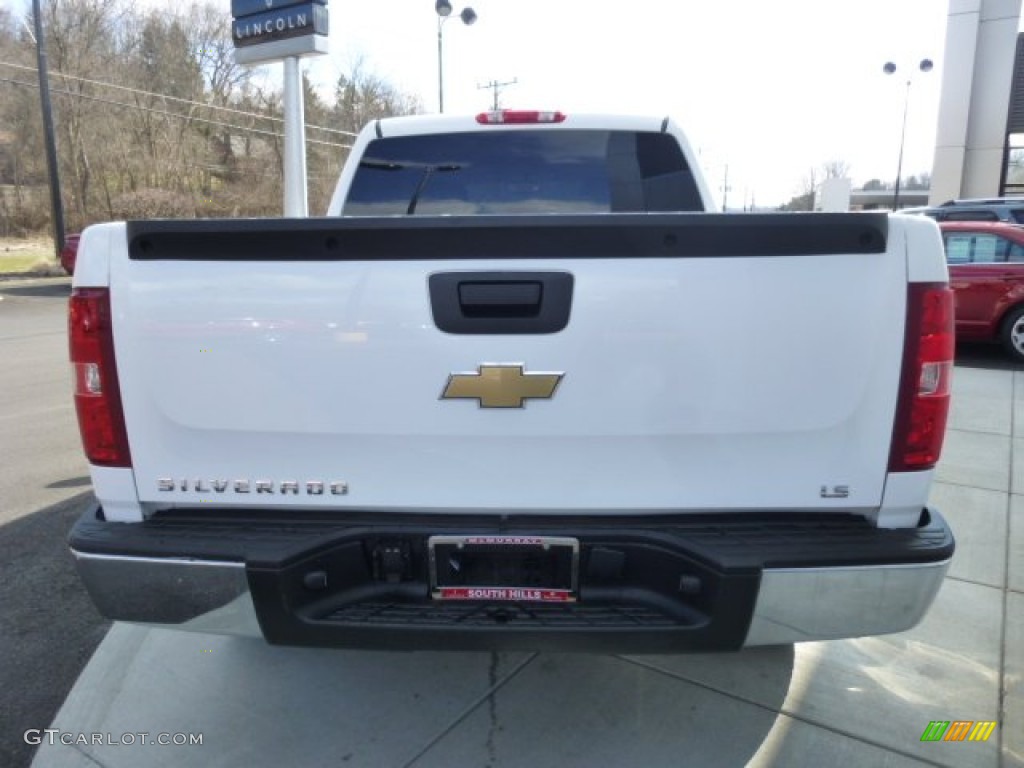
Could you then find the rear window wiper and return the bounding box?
[358,160,405,171]
[358,159,463,215]
[407,164,462,215]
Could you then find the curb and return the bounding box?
[0,274,71,288]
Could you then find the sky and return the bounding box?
[1,0,996,207]
[310,0,953,207]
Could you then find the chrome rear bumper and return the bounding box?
[70,552,261,637]
[70,505,954,650]
[71,550,951,645]
[744,559,950,645]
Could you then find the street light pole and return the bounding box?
[883,58,933,211]
[435,0,477,114]
[893,78,911,212]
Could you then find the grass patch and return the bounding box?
[0,254,50,272]
[0,239,62,275]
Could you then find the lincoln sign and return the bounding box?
[232,3,327,46]
[231,0,328,64]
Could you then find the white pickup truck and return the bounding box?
[68,111,955,652]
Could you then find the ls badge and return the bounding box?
[441,364,563,408]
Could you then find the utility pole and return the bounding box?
[31,0,65,256]
[477,78,517,110]
[721,164,730,212]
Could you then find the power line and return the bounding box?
[0,60,359,138]
[128,156,340,181]
[0,76,352,150]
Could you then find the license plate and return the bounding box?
[428,535,579,602]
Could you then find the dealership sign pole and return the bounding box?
[232,0,329,217]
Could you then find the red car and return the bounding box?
[940,221,1024,363]
[59,233,80,275]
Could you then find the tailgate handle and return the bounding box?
[429,271,573,334]
[458,281,542,318]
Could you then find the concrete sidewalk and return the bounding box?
[30,354,1023,768]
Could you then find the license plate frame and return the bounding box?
[428,535,579,603]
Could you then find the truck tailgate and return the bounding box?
[107,214,904,515]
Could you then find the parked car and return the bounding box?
[914,197,1024,223]
[59,233,80,275]
[940,220,1024,362]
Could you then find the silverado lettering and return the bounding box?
[157,479,349,495]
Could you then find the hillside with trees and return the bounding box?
[0,0,420,237]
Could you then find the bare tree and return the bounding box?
[821,159,850,180]
[780,159,852,211]
[0,9,49,234]
[51,0,119,219]
[3,1,422,231]
[334,57,421,136]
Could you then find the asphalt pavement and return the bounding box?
[0,278,92,525]
[0,493,109,768]
[0,277,109,768]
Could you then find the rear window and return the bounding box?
[342,130,704,215]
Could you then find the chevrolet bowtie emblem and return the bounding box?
[441,365,564,408]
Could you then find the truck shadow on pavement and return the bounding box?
[0,494,110,768]
[45,477,92,490]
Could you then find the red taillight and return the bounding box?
[475,110,566,125]
[888,283,955,471]
[69,287,131,467]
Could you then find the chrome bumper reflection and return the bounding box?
[71,550,261,637]
[744,559,951,646]
[72,549,952,646]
